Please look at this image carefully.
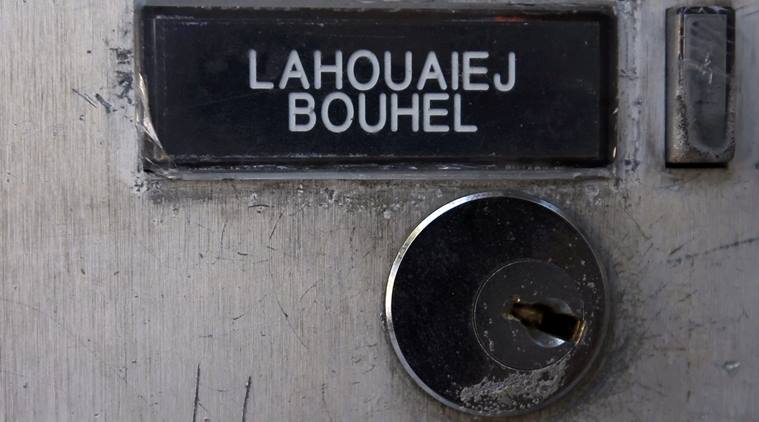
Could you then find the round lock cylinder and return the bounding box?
[385,192,609,417]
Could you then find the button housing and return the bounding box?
[666,6,736,166]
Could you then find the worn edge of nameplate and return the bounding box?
[133,3,619,181]
[384,191,611,417]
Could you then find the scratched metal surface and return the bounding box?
[1,0,758,421]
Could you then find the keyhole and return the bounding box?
[504,296,586,348]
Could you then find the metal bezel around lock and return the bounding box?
[384,191,611,417]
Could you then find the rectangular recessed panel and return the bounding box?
[140,7,615,172]
[666,7,735,167]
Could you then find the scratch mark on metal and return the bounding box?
[668,236,759,265]
[299,282,317,302]
[193,364,201,422]
[242,376,253,422]
[668,243,687,256]
[623,207,652,240]
[320,383,334,422]
[678,290,697,303]
[269,212,285,241]
[218,222,228,257]
[275,296,308,349]
[71,88,97,108]
[95,93,114,113]
[275,297,289,319]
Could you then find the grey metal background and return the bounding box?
[1,0,758,421]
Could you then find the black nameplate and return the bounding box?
[140,7,614,171]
